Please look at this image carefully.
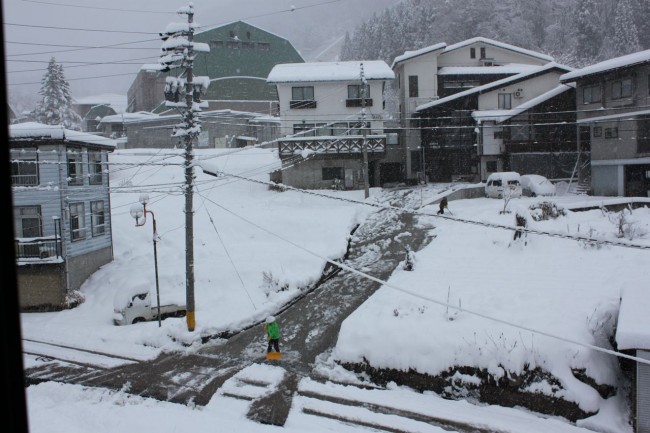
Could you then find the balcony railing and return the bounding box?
[278,135,386,157]
[346,98,373,107]
[289,100,317,109]
[15,236,62,260]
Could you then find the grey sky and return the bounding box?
[3,0,400,107]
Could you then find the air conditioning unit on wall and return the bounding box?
[514,89,524,98]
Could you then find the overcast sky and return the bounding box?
[3,0,400,109]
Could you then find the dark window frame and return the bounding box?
[605,127,618,139]
[611,77,632,100]
[67,147,84,186]
[15,205,42,238]
[290,86,316,109]
[408,75,419,98]
[69,202,86,241]
[582,84,601,104]
[470,48,476,59]
[322,167,344,181]
[593,126,602,137]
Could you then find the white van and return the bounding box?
[485,172,522,199]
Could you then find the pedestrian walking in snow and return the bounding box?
[513,212,527,241]
[437,197,448,215]
[264,315,281,353]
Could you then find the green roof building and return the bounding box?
[127,21,304,115]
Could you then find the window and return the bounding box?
[11,147,38,186]
[91,201,105,237]
[293,123,316,136]
[346,84,372,107]
[229,30,235,38]
[443,80,479,89]
[88,152,103,185]
[494,129,511,140]
[226,41,239,49]
[470,48,476,59]
[242,41,254,49]
[290,86,316,109]
[498,93,512,109]
[209,40,223,49]
[257,42,270,50]
[408,75,419,97]
[486,161,498,172]
[582,84,601,104]
[611,78,632,99]
[322,167,344,181]
[605,127,618,139]
[69,202,86,241]
[639,119,650,153]
[593,126,602,137]
[511,124,530,141]
[246,31,251,40]
[348,84,370,99]
[14,206,42,238]
[480,47,486,59]
[67,148,83,186]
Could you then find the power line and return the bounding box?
[19,0,176,14]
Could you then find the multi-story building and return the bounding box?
[11,122,116,310]
[560,49,650,197]
[128,21,304,116]
[391,37,555,183]
[266,60,396,190]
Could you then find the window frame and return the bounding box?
[88,151,103,185]
[91,200,106,237]
[408,75,419,98]
[593,126,602,137]
[67,147,84,186]
[69,202,86,241]
[605,127,619,139]
[611,77,632,100]
[470,48,476,59]
[498,93,512,109]
[11,147,39,186]
[321,167,344,181]
[582,84,601,104]
[15,206,42,238]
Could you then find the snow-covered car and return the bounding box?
[485,172,522,199]
[520,174,556,197]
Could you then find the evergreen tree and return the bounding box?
[574,0,604,62]
[32,58,81,130]
[613,0,640,55]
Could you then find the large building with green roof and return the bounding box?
[127,21,304,115]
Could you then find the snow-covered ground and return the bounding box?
[21,147,650,433]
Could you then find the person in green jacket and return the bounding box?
[264,316,281,353]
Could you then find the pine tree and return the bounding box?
[613,0,640,55]
[574,0,604,62]
[32,57,81,130]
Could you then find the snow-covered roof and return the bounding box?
[560,49,650,82]
[417,62,572,112]
[442,37,554,62]
[616,282,650,350]
[390,43,447,69]
[9,122,117,148]
[438,64,540,75]
[267,60,394,83]
[471,84,575,123]
[72,93,127,113]
[576,109,650,124]
[99,112,159,124]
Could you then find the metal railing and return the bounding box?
[15,237,62,260]
[278,135,386,157]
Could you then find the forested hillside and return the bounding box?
[340,0,650,68]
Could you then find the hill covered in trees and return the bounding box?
[340,0,650,68]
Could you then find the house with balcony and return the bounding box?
[391,37,555,183]
[560,49,650,197]
[415,62,574,182]
[266,60,396,190]
[11,122,116,311]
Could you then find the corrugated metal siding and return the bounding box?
[639,350,650,433]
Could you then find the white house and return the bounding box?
[266,60,396,190]
[391,37,555,182]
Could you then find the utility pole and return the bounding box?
[159,3,209,332]
[360,62,369,199]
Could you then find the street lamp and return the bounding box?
[130,193,162,327]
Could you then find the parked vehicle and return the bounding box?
[113,288,186,326]
[485,172,522,199]
[520,174,556,197]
